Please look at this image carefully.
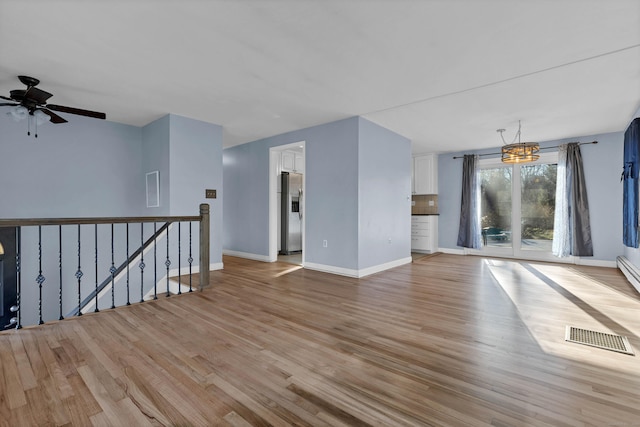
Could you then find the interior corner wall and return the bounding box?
[168,114,223,265]
[438,131,624,262]
[357,117,412,269]
[0,113,144,218]
[142,114,224,266]
[223,117,360,270]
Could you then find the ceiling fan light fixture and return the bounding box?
[498,121,540,164]
[8,105,28,122]
[33,109,50,125]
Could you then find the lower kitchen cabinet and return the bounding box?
[411,215,438,253]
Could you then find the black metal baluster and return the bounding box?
[188,222,193,292]
[76,224,83,316]
[153,222,157,300]
[59,226,63,320]
[139,223,145,303]
[126,223,130,305]
[94,224,99,313]
[177,223,182,295]
[36,226,45,325]
[16,227,22,329]
[165,225,171,297]
[110,224,116,309]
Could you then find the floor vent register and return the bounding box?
[565,326,634,356]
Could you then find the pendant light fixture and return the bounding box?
[499,120,540,164]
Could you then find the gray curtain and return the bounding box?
[567,143,593,256]
[552,143,593,256]
[457,154,481,248]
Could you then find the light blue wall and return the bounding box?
[438,131,624,262]
[305,119,359,269]
[142,115,171,216]
[0,113,143,217]
[168,114,223,264]
[223,143,268,256]
[224,117,360,268]
[141,114,224,265]
[357,117,411,269]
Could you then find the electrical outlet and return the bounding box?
[323,240,328,248]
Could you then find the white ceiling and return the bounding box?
[1,0,639,154]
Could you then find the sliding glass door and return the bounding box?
[475,152,558,260]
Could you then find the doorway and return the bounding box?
[0,227,18,329]
[473,152,560,261]
[269,142,305,265]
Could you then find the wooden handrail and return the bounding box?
[0,215,200,227]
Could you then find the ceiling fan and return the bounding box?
[1,75,106,136]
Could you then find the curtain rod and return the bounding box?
[452,141,598,159]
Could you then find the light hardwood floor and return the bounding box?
[2,254,640,426]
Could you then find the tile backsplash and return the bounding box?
[412,194,438,215]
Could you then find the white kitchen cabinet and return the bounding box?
[411,215,438,253]
[294,153,304,173]
[412,154,437,194]
[281,150,304,173]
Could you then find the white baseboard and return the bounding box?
[304,262,359,277]
[437,247,616,267]
[359,257,412,277]
[438,247,466,255]
[617,256,640,294]
[574,258,617,268]
[304,257,412,278]
[223,249,271,262]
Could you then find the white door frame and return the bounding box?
[269,141,306,263]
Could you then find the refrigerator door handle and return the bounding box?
[298,188,303,220]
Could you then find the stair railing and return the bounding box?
[0,203,210,329]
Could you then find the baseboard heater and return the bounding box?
[617,256,640,295]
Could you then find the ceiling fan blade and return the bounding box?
[25,87,53,104]
[1,95,15,101]
[46,104,106,120]
[0,102,18,107]
[41,108,68,124]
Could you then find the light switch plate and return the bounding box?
[205,189,217,199]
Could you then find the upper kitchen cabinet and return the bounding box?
[412,153,438,194]
[280,150,304,173]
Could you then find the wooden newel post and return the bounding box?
[199,203,210,291]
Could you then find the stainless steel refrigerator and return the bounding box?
[280,172,303,255]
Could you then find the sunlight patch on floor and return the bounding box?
[274,265,303,277]
[484,259,640,367]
